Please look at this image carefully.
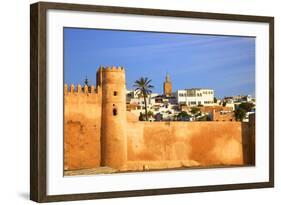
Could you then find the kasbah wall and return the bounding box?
[64,66,255,172]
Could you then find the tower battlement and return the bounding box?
[96,66,125,87]
[64,83,101,95]
[98,66,125,72]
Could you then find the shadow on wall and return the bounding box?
[242,113,255,165]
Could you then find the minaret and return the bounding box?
[100,66,127,170]
[163,73,172,96]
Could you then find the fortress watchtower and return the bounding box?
[99,66,127,170]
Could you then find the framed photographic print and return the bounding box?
[30,1,274,202]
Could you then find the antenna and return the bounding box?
[84,76,89,86]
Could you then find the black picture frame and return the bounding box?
[30,1,274,202]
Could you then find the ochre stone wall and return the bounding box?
[64,88,101,170]
[126,121,249,170]
[199,106,233,113]
[63,91,254,171]
[211,109,235,121]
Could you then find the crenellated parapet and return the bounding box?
[64,83,101,95]
[98,66,125,73]
[96,65,125,88]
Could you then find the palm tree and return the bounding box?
[134,77,154,121]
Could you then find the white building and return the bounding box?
[126,90,140,100]
[126,90,159,106]
[175,88,214,106]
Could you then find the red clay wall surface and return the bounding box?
[127,121,250,170]
[64,93,101,170]
[64,92,253,171]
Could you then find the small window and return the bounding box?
[113,91,118,96]
[113,108,117,116]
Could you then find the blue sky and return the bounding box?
[64,28,255,98]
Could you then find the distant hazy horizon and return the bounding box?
[64,27,255,98]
